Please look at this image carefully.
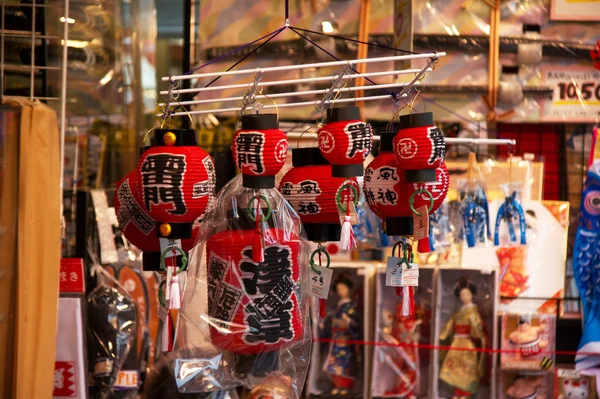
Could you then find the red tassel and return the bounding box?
[252,229,265,263]
[319,298,327,318]
[401,287,415,316]
[395,286,403,297]
[417,237,431,253]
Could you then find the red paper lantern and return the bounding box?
[114,171,199,271]
[317,106,373,177]
[279,147,359,242]
[393,112,446,183]
[232,114,288,189]
[136,129,215,235]
[206,226,302,374]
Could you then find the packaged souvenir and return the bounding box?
[371,266,435,399]
[307,263,374,398]
[434,268,498,399]
[554,367,598,399]
[500,371,552,399]
[501,314,556,371]
[163,174,311,398]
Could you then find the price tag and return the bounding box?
[386,257,404,287]
[542,66,600,122]
[114,370,140,390]
[160,238,183,259]
[413,205,429,241]
[309,265,333,299]
[401,263,419,286]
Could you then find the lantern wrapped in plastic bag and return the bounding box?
[279,147,359,242]
[318,106,373,177]
[170,175,310,397]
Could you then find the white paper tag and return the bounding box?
[401,275,419,286]
[158,305,168,322]
[165,267,173,300]
[160,238,182,259]
[402,263,419,277]
[386,257,404,287]
[338,201,359,225]
[309,265,333,299]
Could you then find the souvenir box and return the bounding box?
[307,262,376,399]
[433,268,498,399]
[500,371,553,399]
[553,366,598,399]
[501,314,556,371]
[371,266,435,399]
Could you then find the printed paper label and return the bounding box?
[413,205,429,241]
[386,256,404,287]
[310,265,333,299]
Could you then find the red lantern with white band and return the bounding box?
[136,129,215,240]
[232,114,288,189]
[279,147,359,242]
[205,208,302,375]
[393,112,446,183]
[317,106,373,177]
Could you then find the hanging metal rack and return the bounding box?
[158,51,446,118]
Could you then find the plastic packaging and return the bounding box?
[371,266,435,399]
[498,66,524,106]
[500,313,556,371]
[165,175,311,397]
[434,268,498,399]
[500,371,552,399]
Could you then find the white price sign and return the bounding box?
[542,67,600,122]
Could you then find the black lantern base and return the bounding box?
[303,222,342,242]
[327,105,361,122]
[398,112,433,129]
[242,174,276,189]
[385,216,414,237]
[404,168,436,183]
[234,351,279,377]
[142,251,189,272]
[331,163,364,178]
[156,222,193,239]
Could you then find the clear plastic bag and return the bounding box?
[165,175,311,398]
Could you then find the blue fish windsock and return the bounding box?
[575,127,600,369]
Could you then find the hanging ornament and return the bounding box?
[136,128,215,240]
[113,171,199,271]
[494,191,527,246]
[393,112,446,183]
[232,114,288,189]
[279,147,359,242]
[205,205,303,376]
[317,106,373,177]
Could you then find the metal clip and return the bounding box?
[240,68,264,115]
[314,62,352,114]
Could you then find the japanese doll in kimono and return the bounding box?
[438,280,486,399]
[321,274,360,395]
[384,297,422,398]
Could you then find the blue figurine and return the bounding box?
[493,191,527,246]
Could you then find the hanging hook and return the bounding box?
[240,68,265,116]
[315,62,351,115]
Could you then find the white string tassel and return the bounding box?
[340,215,356,250]
[402,287,411,316]
[169,273,181,310]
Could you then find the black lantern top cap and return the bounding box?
[153,128,197,146]
[241,114,279,130]
[398,112,434,129]
[292,147,329,167]
[379,131,397,152]
[326,105,362,123]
